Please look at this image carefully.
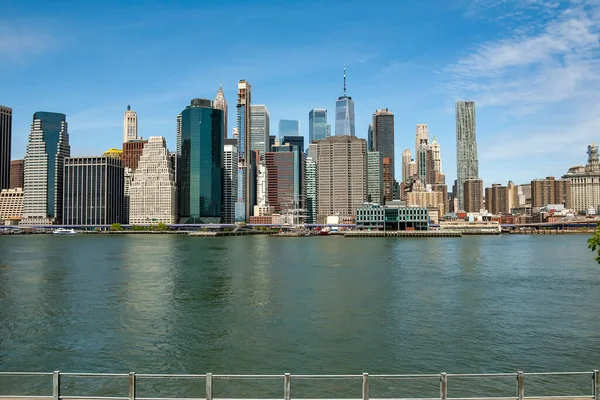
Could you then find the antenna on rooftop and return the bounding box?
[343,65,347,97]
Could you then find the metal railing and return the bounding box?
[0,371,598,400]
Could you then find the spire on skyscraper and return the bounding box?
[343,65,346,97]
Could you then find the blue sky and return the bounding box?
[2,0,600,186]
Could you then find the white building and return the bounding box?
[223,144,238,224]
[0,188,24,224]
[256,162,268,208]
[563,144,600,213]
[22,112,70,225]
[123,105,138,143]
[213,84,228,142]
[129,136,177,224]
[367,151,383,204]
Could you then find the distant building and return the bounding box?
[122,139,147,223]
[22,112,70,225]
[309,108,329,143]
[382,157,393,203]
[282,135,305,153]
[485,182,516,215]
[372,109,394,187]
[236,80,254,222]
[265,145,305,213]
[269,135,276,152]
[426,137,445,185]
[9,159,24,189]
[401,149,412,183]
[176,113,182,156]
[356,203,429,231]
[305,157,317,223]
[63,156,124,225]
[463,178,484,213]
[213,83,228,142]
[179,98,224,223]
[563,144,600,213]
[456,101,478,210]
[407,186,446,215]
[0,106,11,190]
[367,152,383,204]
[250,105,270,157]
[129,136,177,224]
[415,124,429,183]
[335,66,355,137]
[531,176,571,209]
[316,136,366,221]
[103,148,123,159]
[278,119,299,138]
[123,105,138,143]
[0,188,23,224]
[256,162,268,208]
[222,143,238,224]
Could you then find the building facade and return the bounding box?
[63,156,124,225]
[531,176,571,209]
[0,106,11,190]
[372,109,395,190]
[335,67,355,137]
[456,101,478,210]
[214,83,228,142]
[367,151,383,204]
[305,157,317,223]
[129,136,177,224]
[309,108,329,143]
[463,178,484,213]
[426,137,445,185]
[10,159,24,189]
[415,124,429,183]
[316,136,366,220]
[123,105,138,143]
[236,80,253,222]
[179,98,224,223]
[382,157,393,203]
[0,188,24,224]
[223,143,238,224]
[278,119,299,138]
[562,145,600,213]
[282,136,305,153]
[256,162,268,208]
[356,203,429,231]
[22,112,70,225]
[485,182,515,215]
[265,146,305,213]
[407,189,446,216]
[401,149,412,184]
[250,105,270,157]
[122,139,147,223]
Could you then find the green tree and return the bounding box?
[110,223,122,231]
[156,222,167,231]
[587,225,600,263]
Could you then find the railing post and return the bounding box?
[362,373,369,400]
[52,371,60,400]
[206,373,213,400]
[440,373,447,400]
[517,371,524,400]
[284,373,291,400]
[593,370,599,400]
[128,372,136,400]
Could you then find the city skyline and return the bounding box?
[2,1,600,186]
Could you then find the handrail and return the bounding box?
[0,370,597,400]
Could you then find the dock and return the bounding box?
[345,230,462,237]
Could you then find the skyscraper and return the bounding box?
[122,139,147,223]
[463,178,484,213]
[250,105,270,157]
[456,101,478,211]
[401,149,412,183]
[383,157,393,202]
[176,113,182,156]
[415,124,429,182]
[426,137,445,185]
[367,151,383,204]
[10,159,24,189]
[373,109,394,199]
[236,80,253,222]
[316,136,366,220]
[0,106,11,191]
[265,146,305,213]
[305,157,317,223]
[278,119,299,138]
[214,83,228,142]
[335,66,355,137]
[367,124,374,151]
[123,105,138,143]
[309,109,329,143]
[129,136,177,224]
[282,136,305,153]
[22,112,70,225]
[63,156,124,225]
[223,142,238,224]
[179,98,224,223]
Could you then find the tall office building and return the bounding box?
[179,98,224,223]
[176,113,182,156]
[316,136,366,220]
[10,159,24,189]
[282,136,305,153]
[309,109,329,143]
[278,119,299,138]
[415,124,429,182]
[401,149,412,183]
[214,83,228,142]
[335,66,355,137]
[456,101,478,210]
[122,139,147,223]
[21,112,70,225]
[123,105,138,143]
[129,136,177,224]
[426,137,445,185]
[236,80,254,222]
[269,135,276,152]
[63,156,124,225]
[463,178,484,213]
[367,124,374,151]
[223,142,238,224]
[0,106,11,190]
[382,157,393,202]
[265,146,305,213]
[250,105,270,157]
[367,151,383,204]
[305,157,317,223]
[373,109,395,198]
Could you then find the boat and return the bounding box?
[53,228,77,236]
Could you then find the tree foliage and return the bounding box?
[587,226,600,263]
[110,223,123,231]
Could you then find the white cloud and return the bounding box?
[0,23,56,63]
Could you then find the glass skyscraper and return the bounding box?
[309,108,329,143]
[456,101,478,211]
[335,67,355,137]
[278,119,299,138]
[250,105,270,157]
[0,106,11,190]
[179,98,224,223]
